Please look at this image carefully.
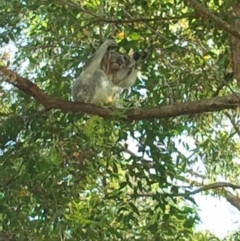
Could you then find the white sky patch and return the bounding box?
[195,194,240,238]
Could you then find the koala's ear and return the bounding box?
[133,51,148,61]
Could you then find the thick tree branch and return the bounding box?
[185,0,240,40]
[225,191,240,211]
[1,66,240,121]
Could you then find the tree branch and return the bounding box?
[185,0,240,40]
[181,182,240,196]
[185,170,240,210]
[224,191,240,211]
[230,4,240,86]
[1,66,240,121]
[224,111,240,138]
[57,0,195,24]
[79,14,195,25]
[136,182,240,198]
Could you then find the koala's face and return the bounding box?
[101,50,130,73]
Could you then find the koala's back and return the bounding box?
[72,69,119,105]
[71,53,102,102]
[71,73,94,103]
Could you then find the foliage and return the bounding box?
[0,0,240,240]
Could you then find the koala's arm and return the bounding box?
[119,68,138,88]
[83,39,117,71]
[113,52,147,88]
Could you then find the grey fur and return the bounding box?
[71,39,146,106]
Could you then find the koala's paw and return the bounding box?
[102,39,117,50]
[133,51,148,61]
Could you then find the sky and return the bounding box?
[195,194,240,238]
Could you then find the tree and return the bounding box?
[0,0,240,240]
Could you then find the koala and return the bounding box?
[71,39,147,106]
